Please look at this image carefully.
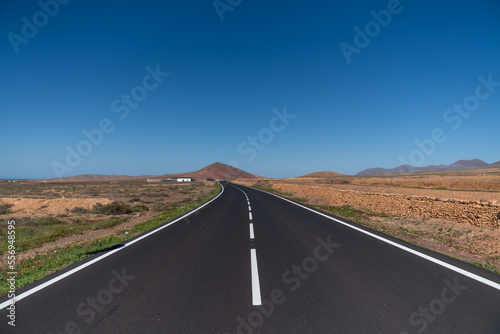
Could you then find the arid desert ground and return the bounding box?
[0,180,217,270]
[234,168,500,272]
[1,168,499,296]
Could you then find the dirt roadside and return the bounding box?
[234,173,500,272]
[0,211,155,269]
[0,180,216,269]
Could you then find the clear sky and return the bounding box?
[1,0,499,179]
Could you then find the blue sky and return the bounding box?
[1,0,499,179]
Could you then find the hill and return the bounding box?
[356,159,498,176]
[490,161,500,168]
[161,162,260,180]
[48,162,260,181]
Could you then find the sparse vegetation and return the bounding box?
[71,207,87,214]
[0,181,221,296]
[92,202,132,215]
[292,197,309,203]
[0,217,72,254]
[153,202,169,212]
[0,203,13,215]
[131,204,149,213]
[88,218,128,230]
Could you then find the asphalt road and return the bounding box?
[1,181,499,333]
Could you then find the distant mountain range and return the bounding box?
[356,159,500,176]
[46,159,500,181]
[50,162,260,181]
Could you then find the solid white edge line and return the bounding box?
[0,182,226,310]
[238,184,500,292]
[249,223,255,239]
[250,249,262,306]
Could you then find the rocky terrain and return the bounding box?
[270,183,498,227]
[234,168,500,271]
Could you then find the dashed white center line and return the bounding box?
[230,184,263,307]
[250,249,262,306]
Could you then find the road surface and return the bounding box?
[1,181,499,333]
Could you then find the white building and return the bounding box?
[177,177,193,182]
